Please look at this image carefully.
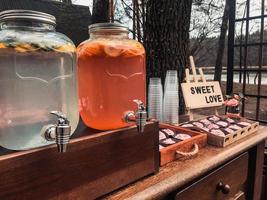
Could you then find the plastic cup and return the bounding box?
[163,70,179,124]
[148,78,163,121]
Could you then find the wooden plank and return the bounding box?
[185,68,190,83]
[198,68,206,82]
[189,56,198,83]
[0,122,159,200]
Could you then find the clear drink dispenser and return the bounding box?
[0,10,79,151]
[77,23,147,132]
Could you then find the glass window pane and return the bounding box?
[264,20,267,43]
[234,46,244,68]
[235,21,247,45]
[250,0,262,17]
[243,97,257,119]
[259,97,267,122]
[248,19,261,44]
[263,45,267,68]
[236,0,247,19]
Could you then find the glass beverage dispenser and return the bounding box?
[77,23,146,131]
[0,10,79,151]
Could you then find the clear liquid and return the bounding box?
[0,49,79,150]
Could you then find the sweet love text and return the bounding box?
[190,86,223,104]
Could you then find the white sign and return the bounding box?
[181,81,224,109]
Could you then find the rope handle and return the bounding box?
[176,143,199,159]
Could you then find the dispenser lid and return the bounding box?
[89,22,129,33]
[0,10,56,25]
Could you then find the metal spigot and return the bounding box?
[44,111,71,153]
[123,99,147,133]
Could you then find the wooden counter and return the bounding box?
[105,127,267,200]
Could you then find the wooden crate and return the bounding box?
[181,117,259,147]
[159,124,207,166]
[0,122,159,200]
[208,118,259,147]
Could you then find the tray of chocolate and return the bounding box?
[180,115,259,147]
[159,124,207,166]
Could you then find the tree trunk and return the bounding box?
[62,0,72,4]
[214,0,229,82]
[92,0,109,23]
[144,0,193,114]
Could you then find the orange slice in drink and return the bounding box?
[77,42,87,58]
[78,41,103,58]
[121,40,145,57]
[0,43,6,49]
[103,44,124,57]
[56,44,76,53]
[15,46,28,53]
[123,46,145,57]
[15,44,38,52]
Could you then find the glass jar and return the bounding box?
[226,105,240,118]
[0,10,79,150]
[77,23,146,130]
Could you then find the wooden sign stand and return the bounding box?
[184,56,223,120]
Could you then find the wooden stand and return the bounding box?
[0,122,159,200]
[184,56,223,120]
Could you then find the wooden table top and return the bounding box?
[104,127,267,200]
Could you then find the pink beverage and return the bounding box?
[77,23,146,130]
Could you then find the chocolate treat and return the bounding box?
[225,117,235,124]
[159,131,167,140]
[181,123,194,128]
[216,121,229,128]
[173,133,191,141]
[192,122,204,128]
[229,125,242,130]
[160,138,176,147]
[208,115,221,122]
[200,127,210,132]
[161,128,175,136]
[200,119,212,125]
[207,123,220,129]
[223,128,235,134]
[210,129,225,137]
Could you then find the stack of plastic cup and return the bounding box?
[163,70,179,124]
[148,78,163,121]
